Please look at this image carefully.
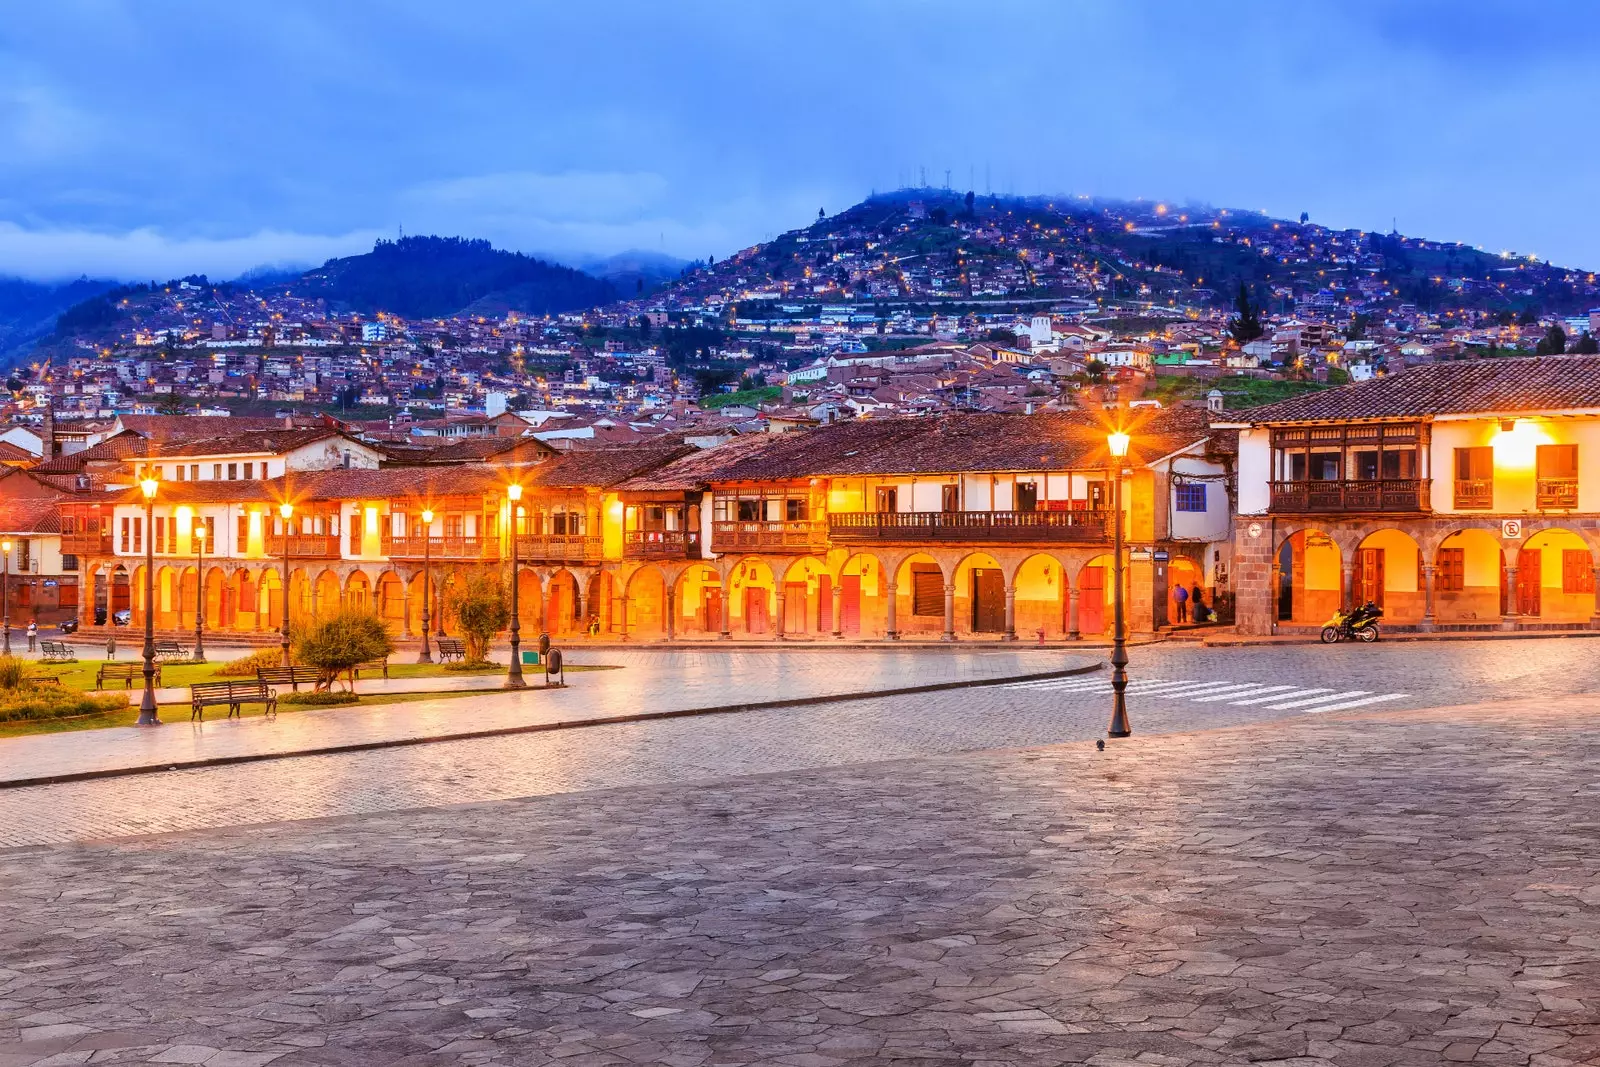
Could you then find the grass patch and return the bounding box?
[36,655,519,692]
[280,690,361,706]
[0,686,129,724]
[700,385,780,410]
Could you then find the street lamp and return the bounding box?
[417,508,434,663]
[279,501,293,667]
[506,484,525,689]
[0,539,11,658]
[137,474,160,726]
[192,522,206,663]
[1106,429,1131,739]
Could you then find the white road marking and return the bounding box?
[1296,693,1409,714]
[1267,690,1371,711]
[1228,687,1336,706]
[1190,684,1300,703]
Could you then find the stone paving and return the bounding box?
[0,649,1091,786]
[2,695,1598,1065]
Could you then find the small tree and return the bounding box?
[449,571,509,665]
[294,608,394,691]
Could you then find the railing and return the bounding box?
[1268,478,1431,514]
[1537,478,1579,509]
[264,533,342,557]
[624,530,698,559]
[515,534,604,564]
[1453,479,1493,510]
[829,509,1110,543]
[381,535,498,561]
[711,520,826,553]
[60,532,113,556]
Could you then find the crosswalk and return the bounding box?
[1000,675,1409,714]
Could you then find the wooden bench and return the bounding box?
[256,665,321,692]
[154,641,192,662]
[436,638,466,663]
[97,662,161,690]
[190,680,276,721]
[39,640,77,663]
[353,659,390,680]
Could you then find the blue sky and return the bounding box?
[1,1,1596,280]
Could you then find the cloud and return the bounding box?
[0,223,383,282]
[403,170,672,222]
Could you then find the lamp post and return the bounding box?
[0,539,10,658]
[417,508,434,663]
[1106,430,1131,739]
[137,474,160,726]
[278,502,293,667]
[192,522,206,663]
[506,485,525,688]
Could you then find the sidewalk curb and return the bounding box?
[1205,630,1600,648]
[0,662,1104,791]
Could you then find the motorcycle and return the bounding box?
[1321,601,1383,644]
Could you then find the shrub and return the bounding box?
[448,571,509,664]
[280,690,360,707]
[444,659,497,672]
[0,654,33,691]
[217,648,284,678]
[0,687,128,724]
[293,608,394,691]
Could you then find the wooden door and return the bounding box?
[840,574,861,634]
[1517,550,1541,616]
[702,587,722,633]
[784,582,808,633]
[1079,566,1105,633]
[745,587,769,634]
[1356,548,1385,608]
[971,568,1005,632]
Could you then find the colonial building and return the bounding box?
[1223,356,1600,635]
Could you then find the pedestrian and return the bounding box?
[25,620,36,652]
[1190,583,1209,624]
[105,632,116,660]
[1173,583,1189,623]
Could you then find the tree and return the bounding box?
[1085,358,1107,383]
[1573,331,1599,354]
[964,190,975,215]
[981,327,1019,347]
[448,571,509,665]
[1299,211,1309,225]
[1345,312,1370,341]
[636,314,651,340]
[1536,325,1567,355]
[294,608,394,692]
[1227,282,1264,344]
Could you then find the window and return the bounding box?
[910,564,942,616]
[1175,483,1207,512]
[941,485,960,512]
[1016,482,1038,512]
[132,517,142,554]
[154,517,166,554]
[1564,550,1595,594]
[227,463,238,480]
[120,517,130,553]
[174,466,185,482]
[15,541,29,571]
[204,516,216,550]
[243,462,253,479]
[1437,547,1464,592]
[1537,444,1579,508]
[237,514,248,551]
[190,464,199,481]
[737,499,761,521]
[785,498,808,522]
[875,487,898,513]
[1454,447,1493,508]
[212,463,221,480]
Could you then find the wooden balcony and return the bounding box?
[1268,478,1431,514]
[829,509,1110,544]
[382,535,498,561]
[264,533,342,558]
[60,532,113,556]
[623,530,698,560]
[1453,478,1493,510]
[1537,479,1579,510]
[711,520,826,554]
[515,534,604,565]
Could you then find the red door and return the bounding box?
[745,587,769,634]
[1517,550,1542,616]
[1356,548,1385,608]
[702,588,722,633]
[784,582,808,633]
[1079,566,1105,634]
[841,574,861,634]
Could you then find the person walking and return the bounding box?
[1190,582,1208,624]
[25,620,36,652]
[105,632,116,660]
[1172,583,1189,623]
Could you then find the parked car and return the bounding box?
[57,618,78,634]
[112,609,131,626]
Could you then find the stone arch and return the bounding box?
[1075,552,1120,637]
[674,563,725,636]
[175,565,199,631]
[375,570,406,631]
[1514,526,1596,624]
[128,564,148,628]
[153,565,180,630]
[257,566,283,630]
[1351,527,1425,625]
[1013,552,1069,640]
[776,556,830,637]
[545,568,584,637]
[203,565,227,631]
[726,556,777,637]
[889,551,946,639]
[1167,555,1205,625]
[1273,527,1345,627]
[624,563,669,640]
[344,569,372,611]
[313,568,342,618]
[949,550,1007,637]
[834,551,885,637]
[289,567,313,621]
[1434,527,1506,626]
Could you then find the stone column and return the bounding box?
[1501,564,1520,631]
[1418,563,1437,633]
[401,587,413,638]
[664,585,676,642]
[719,579,732,640]
[1341,562,1355,612]
[941,582,956,642]
[774,586,787,640]
[884,578,899,640]
[1067,586,1081,640]
[1003,585,1017,641]
[831,581,843,638]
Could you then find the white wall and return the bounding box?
[1236,428,1272,514]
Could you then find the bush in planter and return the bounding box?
[217,648,284,678]
[280,690,361,707]
[292,608,395,691]
[0,686,128,723]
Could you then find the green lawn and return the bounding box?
[36,657,508,693]
[700,385,781,409]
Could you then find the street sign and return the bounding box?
[1130,548,1153,561]
[1502,519,1523,540]
[1153,549,1169,561]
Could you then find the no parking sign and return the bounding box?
[1502,519,1523,540]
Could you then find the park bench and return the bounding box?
[436,638,466,663]
[97,662,161,690]
[39,640,77,663]
[153,641,192,662]
[190,680,276,721]
[353,659,390,680]
[256,665,321,692]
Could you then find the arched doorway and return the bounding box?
[1517,528,1595,624]
[951,552,1006,636]
[376,572,406,630]
[1276,530,1342,626]
[313,569,342,618]
[675,565,724,636]
[1014,553,1066,639]
[890,553,944,638]
[726,558,775,636]
[1353,528,1424,625]
[624,566,668,639]
[344,571,372,611]
[1168,555,1204,624]
[1435,528,1504,626]
[836,553,883,637]
[778,557,829,636]
[547,569,582,636]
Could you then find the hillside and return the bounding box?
[630,190,1600,322]
[298,236,616,318]
[0,276,118,363]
